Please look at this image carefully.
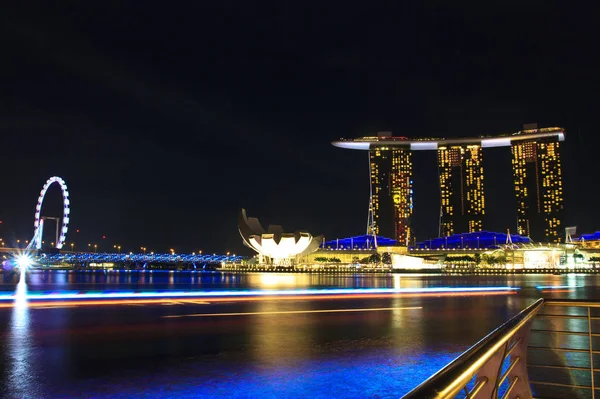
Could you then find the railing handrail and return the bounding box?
[543,299,600,308]
[401,298,544,399]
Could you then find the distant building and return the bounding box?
[576,232,600,249]
[412,231,531,250]
[320,234,397,250]
[301,234,406,264]
[511,128,565,242]
[333,126,565,242]
[238,209,322,266]
[438,145,485,236]
[368,134,413,245]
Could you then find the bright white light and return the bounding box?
[481,138,512,148]
[410,142,438,150]
[15,255,32,270]
[249,234,312,259]
[331,141,370,150]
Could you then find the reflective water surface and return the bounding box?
[0,271,597,398]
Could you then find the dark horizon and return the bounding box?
[0,3,598,254]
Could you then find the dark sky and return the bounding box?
[0,2,598,254]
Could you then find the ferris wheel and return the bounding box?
[26,176,70,250]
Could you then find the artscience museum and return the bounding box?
[238,209,322,266]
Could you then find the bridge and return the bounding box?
[36,252,243,265]
[0,252,244,269]
[37,252,243,264]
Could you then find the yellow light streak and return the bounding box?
[162,306,423,318]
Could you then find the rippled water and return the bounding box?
[0,271,596,398]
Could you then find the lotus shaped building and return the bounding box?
[238,209,322,265]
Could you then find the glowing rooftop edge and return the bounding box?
[332,128,565,151]
[0,286,519,301]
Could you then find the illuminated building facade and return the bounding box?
[368,143,413,245]
[438,145,485,236]
[512,138,564,242]
[333,126,565,243]
[238,209,322,266]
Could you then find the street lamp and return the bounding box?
[94,244,97,253]
[141,247,147,254]
[71,243,75,252]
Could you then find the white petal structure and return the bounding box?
[239,209,322,263]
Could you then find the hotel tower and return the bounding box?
[334,126,565,244]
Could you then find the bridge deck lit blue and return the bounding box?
[34,252,244,264]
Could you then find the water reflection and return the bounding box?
[7,269,39,397]
[259,273,306,287]
[3,271,600,398]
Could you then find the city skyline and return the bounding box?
[334,127,566,243]
[0,3,597,253]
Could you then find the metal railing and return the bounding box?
[402,298,544,399]
[402,299,600,399]
[528,300,600,399]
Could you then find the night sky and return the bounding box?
[0,2,598,254]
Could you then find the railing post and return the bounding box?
[504,319,534,399]
[588,306,595,399]
[473,345,505,398]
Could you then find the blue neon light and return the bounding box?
[535,285,582,290]
[30,252,245,265]
[320,235,398,249]
[0,286,519,301]
[412,231,531,250]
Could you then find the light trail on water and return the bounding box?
[0,287,518,308]
[162,306,423,318]
[0,286,519,301]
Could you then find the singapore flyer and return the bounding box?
[26,176,70,250]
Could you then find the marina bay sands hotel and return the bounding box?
[332,125,565,245]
